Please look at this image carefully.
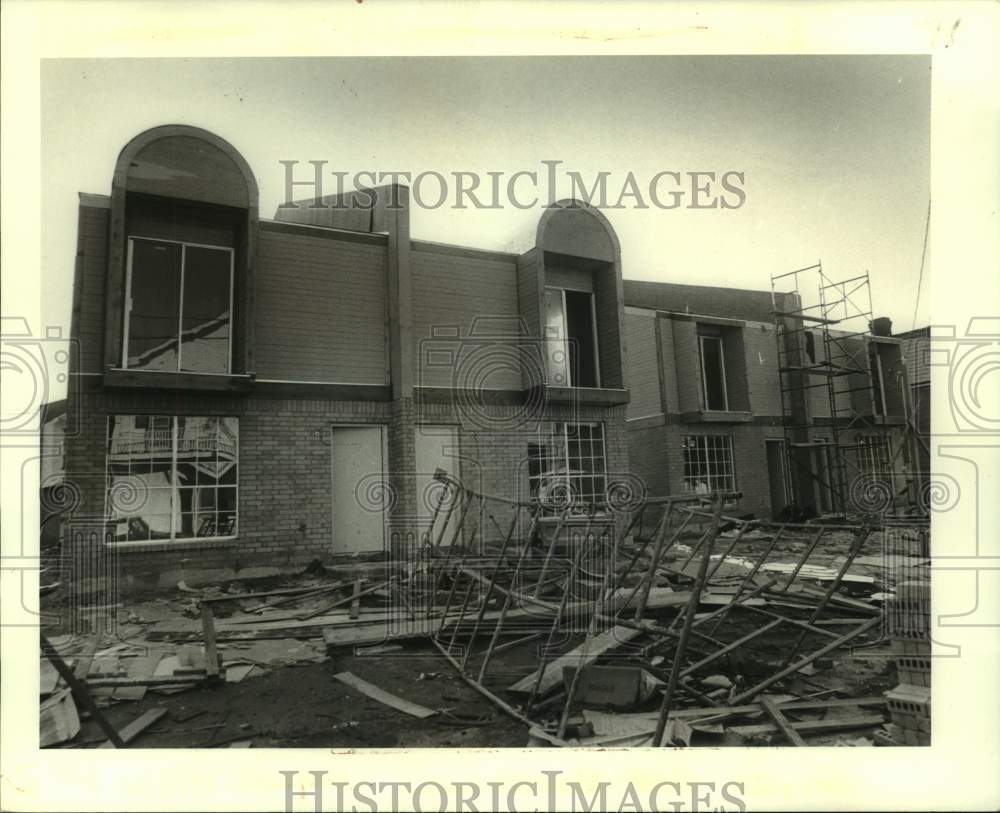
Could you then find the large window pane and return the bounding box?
[565,290,598,388]
[700,335,728,411]
[126,240,182,370]
[106,415,238,542]
[544,289,570,386]
[124,238,233,373]
[181,246,232,373]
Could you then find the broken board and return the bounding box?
[333,671,436,719]
[508,625,643,696]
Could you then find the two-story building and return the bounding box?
[623,281,912,520]
[63,125,632,586]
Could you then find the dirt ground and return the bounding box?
[63,647,528,749]
[43,522,924,749]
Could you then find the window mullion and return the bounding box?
[177,244,186,372]
[171,417,179,540]
[122,240,135,368]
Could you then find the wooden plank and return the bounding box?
[40,659,61,696]
[298,579,390,621]
[41,634,124,748]
[85,675,205,688]
[112,653,165,701]
[760,696,807,746]
[98,707,168,748]
[728,714,883,738]
[321,605,565,649]
[349,578,363,620]
[72,638,100,682]
[200,603,221,679]
[200,583,343,604]
[40,689,81,747]
[333,671,436,719]
[507,626,644,696]
[584,695,887,726]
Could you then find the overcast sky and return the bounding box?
[41,55,931,353]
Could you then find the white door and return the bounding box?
[415,425,460,546]
[331,425,385,553]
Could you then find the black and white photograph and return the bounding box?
[2,2,998,812]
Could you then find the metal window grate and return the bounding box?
[682,435,736,494]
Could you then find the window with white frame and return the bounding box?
[544,288,600,388]
[698,327,729,411]
[528,422,607,514]
[123,237,234,373]
[682,435,736,495]
[106,415,238,542]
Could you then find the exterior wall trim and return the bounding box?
[260,218,389,246]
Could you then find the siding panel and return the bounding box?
[412,248,520,389]
[255,231,388,383]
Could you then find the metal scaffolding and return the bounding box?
[770,262,881,515]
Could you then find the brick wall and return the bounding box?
[71,204,110,375]
[62,385,630,584]
[626,422,668,498]
[62,389,395,587]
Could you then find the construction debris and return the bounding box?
[40,473,929,749]
[333,672,437,719]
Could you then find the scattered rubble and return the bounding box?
[39,474,929,748]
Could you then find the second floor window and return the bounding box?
[545,288,600,388]
[123,237,234,374]
[698,328,729,411]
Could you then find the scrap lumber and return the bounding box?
[40,659,61,696]
[40,634,125,748]
[98,707,168,748]
[333,671,436,719]
[201,582,344,605]
[579,696,888,742]
[349,578,363,620]
[298,579,391,621]
[200,603,221,679]
[759,696,807,746]
[112,653,165,701]
[507,626,644,696]
[83,675,206,689]
[728,714,884,739]
[72,637,101,682]
[40,689,81,747]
